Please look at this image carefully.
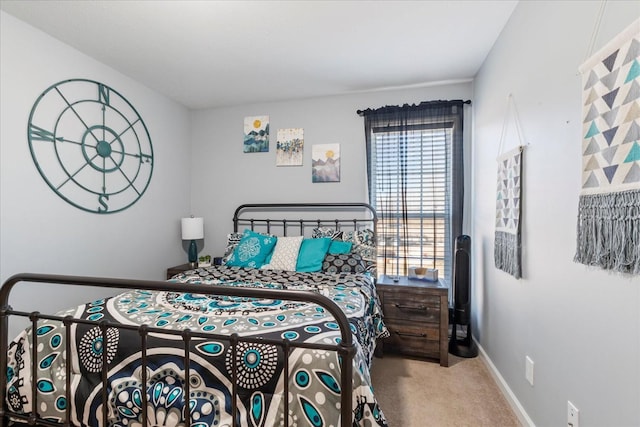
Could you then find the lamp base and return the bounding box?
[188,239,198,263]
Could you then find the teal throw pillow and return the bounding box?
[226,229,277,268]
[296,238,331,272]
[328,240,353,255]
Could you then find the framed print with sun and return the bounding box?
[276,128,303,166]
[244,115,269,153]
[312,143,340,183]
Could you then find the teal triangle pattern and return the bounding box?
[585,122,600,138]
[625,59,640,84]
[624,142,640,163]
[581,27,639,195]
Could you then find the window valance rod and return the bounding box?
[356,99,471,116]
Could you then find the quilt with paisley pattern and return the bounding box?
[5,265,389,427]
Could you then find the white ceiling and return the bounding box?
[1,0,518,110]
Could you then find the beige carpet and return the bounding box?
[370,354,521,427]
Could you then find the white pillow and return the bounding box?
[266,236,303,271]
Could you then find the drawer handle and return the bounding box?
[394,303,427,312]
[395,331,427,338]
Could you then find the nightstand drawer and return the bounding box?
[383,293,440,323]
[384,320,441,357]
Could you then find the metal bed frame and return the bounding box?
[233,202,377,237]
[0,202,378,427]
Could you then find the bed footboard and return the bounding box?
[0,273,357,427]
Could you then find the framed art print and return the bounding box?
[312,143,340,182]
[244,115,269,153]
[276,128,303,166]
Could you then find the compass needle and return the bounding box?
[54,87,102,144]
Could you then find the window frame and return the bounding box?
[370,121,454,282]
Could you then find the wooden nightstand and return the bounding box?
[377,275,449,367]
[166,263,197,279]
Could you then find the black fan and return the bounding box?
[449,235,478,358]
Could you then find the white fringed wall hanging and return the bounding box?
[574,18,640,275]
[495,95,526,279]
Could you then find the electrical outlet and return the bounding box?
[525,356,534,386]
[568,401,579,427]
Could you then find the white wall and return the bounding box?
[0,12,192,338]
[190,83,473,258]
[472,1,639,426]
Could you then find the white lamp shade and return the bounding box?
[181,217,204,240]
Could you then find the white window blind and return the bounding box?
[371,124,453,281]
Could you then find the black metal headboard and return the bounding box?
[233,202,377,240]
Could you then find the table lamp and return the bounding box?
[181,216,204,265]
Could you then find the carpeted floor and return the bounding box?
[370,354,521,426]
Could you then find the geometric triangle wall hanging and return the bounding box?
[495,146,524,279]
[575,18,640,275]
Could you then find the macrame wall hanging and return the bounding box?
[574,17,640,275]
[495,94,526,279]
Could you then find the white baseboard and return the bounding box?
[476,341,536,427]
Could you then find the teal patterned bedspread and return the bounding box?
[6,265,389,426]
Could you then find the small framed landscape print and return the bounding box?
[244,115,269,153]
[276,128,304,166]
[312,143,340,182]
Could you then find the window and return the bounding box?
[360,101,466,287]
[372,125,452,277]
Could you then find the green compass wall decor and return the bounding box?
[28,79,154,214]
